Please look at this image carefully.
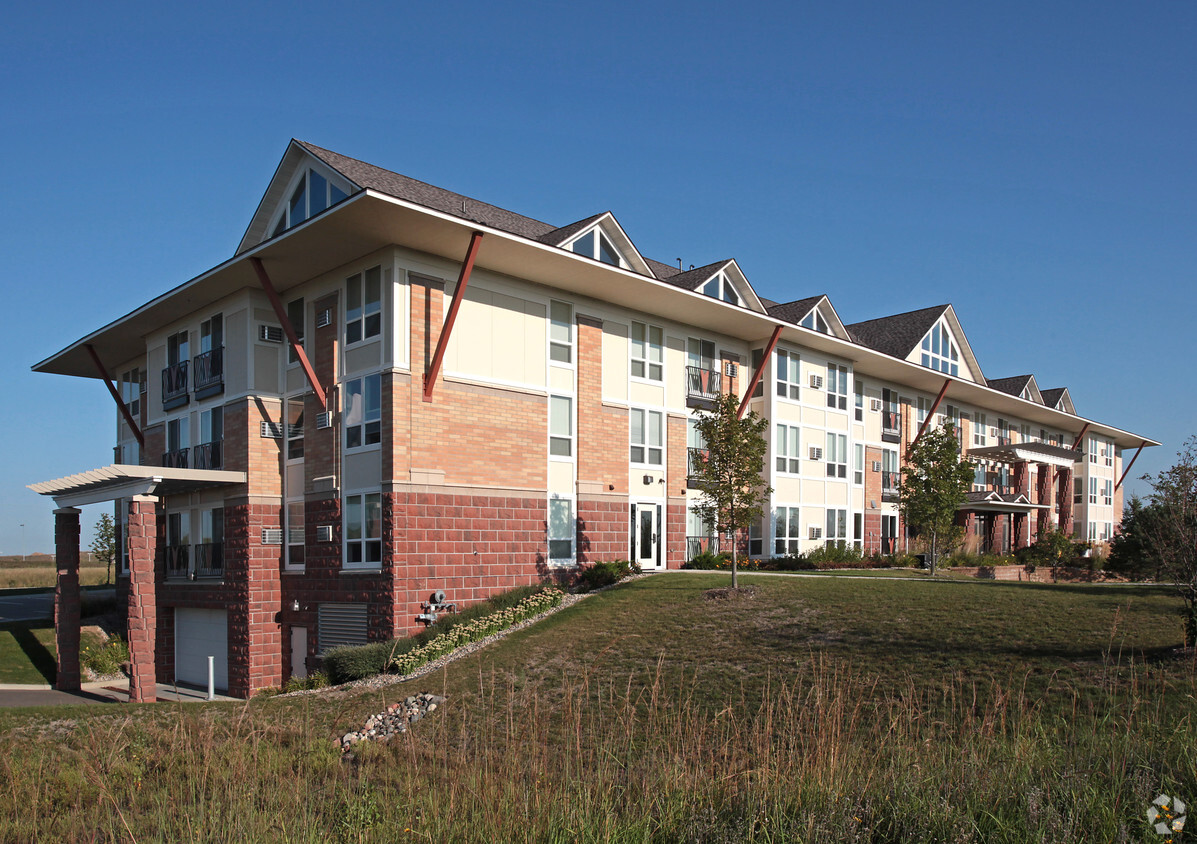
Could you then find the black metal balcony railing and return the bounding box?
[193,346,224,398]
[686,366,722,401]
[193,439,223,470]
[882,471,900,502]
[997,435,1012,447]
[165,545,190,579]
[882,409,901,442]
[686,535,720,561]
[687,447,709,479]
[162,361,189,408]
[193,542,223,579]
[162,448,189,469]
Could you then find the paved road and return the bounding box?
[0,588,116,623]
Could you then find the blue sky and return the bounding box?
[2,1,1193,553]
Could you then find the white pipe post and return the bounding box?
[207,656,215,701]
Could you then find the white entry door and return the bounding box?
[175,608,228,691]
[290,626,308,680]
[631,502,663,569]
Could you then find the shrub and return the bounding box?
[578,560,639,591]
[683,549,732,570]
[1019,529,1077,567]
[81,637,128,676]
[282,671,329,693]
[804,543,864,566]
[323,640,408,685]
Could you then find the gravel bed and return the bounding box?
[278,577,647,699]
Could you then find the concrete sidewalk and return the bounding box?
[0,679,238,707]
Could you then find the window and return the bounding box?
[344,492,382,568]
[287,402,304,461]
[1074,477,1083,505]
[776,424,800,474]
[120,367,144,418]
[197,507,224,577]
[687,338,716,372]
[167,331,189,367]
[286,500,305,567]
[550,395,573,457]
[749,520,763,557]
[882,449,900,495]
[774,506,801,555]
[826,364,848,410]
[1020,423,1031,443]
[569,229,624,267]
[287,298,305,365]
[549,301,573,364]
[917,396,929,426]
[630,408,663,466]
[825,433,847,479]
[196,406,223,469]
[973,464,987,491]
[1103,479,1113,506]
[1104,440,1114,467]
[751,348,764,398]
[1089,476,1098,504]
[801,308,830,334]
[698,271,743,306]
[630,322,663,381]
[200,314,222,356]
[346,266,382,344]
[854,443,864,485]
[973,413,987,447]
[776,350,800,401]
[548,497,575,564]
[165,417,189,467]
[919,319,960,376]
[853,513,863,551]
[997,418,1010,445]
[854,380,864,421]
[825,509,848,546]
[1089,436,1099,464]
[270,168,349,237]
[344,374,381,449]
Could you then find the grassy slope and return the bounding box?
[2,574,1194,842]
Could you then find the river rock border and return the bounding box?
[337,693,445,753]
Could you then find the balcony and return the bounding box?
[686,535,720,561]
[193,346,224,400]
[162,361,190,410]
[687,447,709,488]
[165,545,190,580]
[162,448,189,469]
[881,471,900,503]
[193,542,224,579]
[685,366,722,404]
[193,439,223,470]
[882,409,901,444]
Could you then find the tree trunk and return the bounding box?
[730,530,738,589]
[929,530,938,576]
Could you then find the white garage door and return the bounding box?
[175,608,229,691]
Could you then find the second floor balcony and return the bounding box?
[882,409,901,443]
[162,361,189,410]
[686,534,720,561]
[193,346,224,400]
[687,447,709,487]
[165,542,224,580]
[162,448,189,469]
[686,366,722,403]
[881,471,900,503]
[164,544,190,580]
[193,439,223,470]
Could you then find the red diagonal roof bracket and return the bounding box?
[85,343,144,447]
[250,257,326,410]
[908,377,953,455]
[424,231,484,402]
[737,325,782,419]
[1115,440,1148,492]
[1071,422,1091,452]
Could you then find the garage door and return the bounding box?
[175,608,229,691]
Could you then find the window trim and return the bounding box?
[345,265,383,346]
[548,300,574,366]
[630,407,664,467]
[343,490,382,570]
[776,424,801,475]
[825,432,848,479]
[549,394,574,460]
[774,505,801,556]
[775,349,801,403]
[547,494,576,567]
[629,321,664,383]
[343,373,382,451]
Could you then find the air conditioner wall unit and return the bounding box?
[315,412,333,429]
[315,308,333,329]
[809,374,824,389]
[260,421,284,439]
[871,461,882,472]
[259,324,284,343]
[809,446,823,460]
[316,525,333,542]
[724,362,738,378]
[869,399,882,412]
[808,526,823,540]
[261,528,283,545]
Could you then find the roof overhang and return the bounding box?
[966,442,1082,468]
[32,189,1160,452]
[29,465,247,509]
[958,493,1046,513]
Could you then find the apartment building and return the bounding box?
[30,140,1157,699]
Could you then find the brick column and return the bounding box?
[985,514,998,554]
[54,507,82,691]
[127,495,159,703]
[1013,463,1031,548]
[1057,467,1074,537]
[1037,465,1054,537]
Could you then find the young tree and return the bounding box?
[898,423,974,576]
[91,512,117,585]
[690,393,772,589]
[1140,436,1197,646]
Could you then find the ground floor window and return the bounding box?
[548,496,575,565]
[825,508,848,547]
[774,506,800,555]
[344,492,381,568]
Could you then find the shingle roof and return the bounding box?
[1040,388,1068,409]
[534,213,606,247]
[660,260,733,292]
[766,296,824,325]
[297,140,558,241]
[644,258,682,279]
[845,305,949,359]
[987,375,1034,397]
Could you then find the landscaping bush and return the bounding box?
[282,671,328,693]
[1018,529,1078,567]
[682,549,732,570]
[81,636,128,676]
[804,542,864,566]
[578,560,639,591]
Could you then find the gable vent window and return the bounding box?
[270,168,350,239]
[800,308,830,334]
[698,270,744,306]
[569,229,625,267]
[920,317,960,377]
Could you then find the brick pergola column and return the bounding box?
[127,495,159,703]
[1037,465,1054,537]
[53,507,82,691]
[1013,463,1031,548]
[985,513,999,554]
[1057,467,1074,537]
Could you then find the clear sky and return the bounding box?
[2,0,1193,553]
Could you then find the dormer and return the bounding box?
[237,140,358,254]
[988,374,1043,404]
[662,259,765,312]
[537,212,653,276]
[847,304,984,383]
[766,295,851,341]
[1041,387,1076,415]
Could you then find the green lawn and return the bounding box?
[1,574,1193,842]
[0,623,57,684]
